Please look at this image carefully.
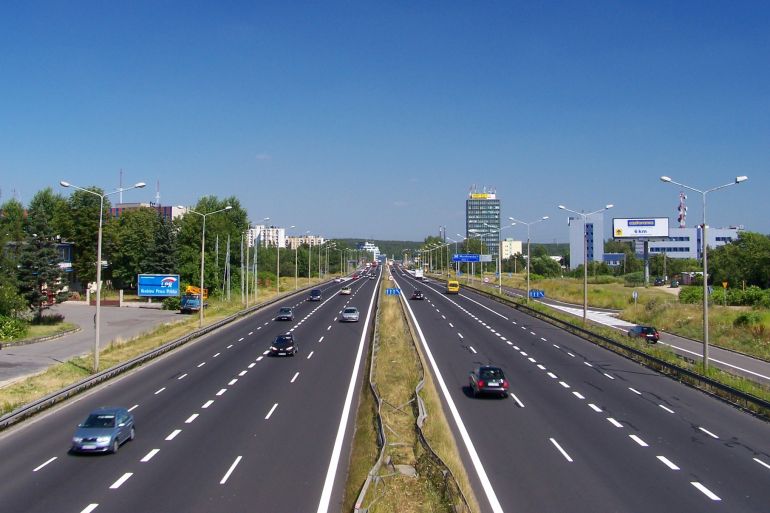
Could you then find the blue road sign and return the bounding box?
[138,274,181,297]
[453,253,480,263]
[386,288,401,295]
[529,289,545,299]
[457,270,463,276]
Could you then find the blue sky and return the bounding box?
[1,1,768,243]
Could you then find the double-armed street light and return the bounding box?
[509,216,550,302]
[61,180,146,372]
[660,175,748,371]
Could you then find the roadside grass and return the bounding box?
[7,322,79,343]
[0,278,327,416]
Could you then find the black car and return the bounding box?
[309,289,322,301]
[469,366,509,398]
[270,333,298,356]
[275,307,294,321]
[654,277,665,286]
[627,325,660,343]
[411,290,424,300]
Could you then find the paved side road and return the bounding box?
[0,303,183,387]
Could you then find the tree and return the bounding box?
[0,198,26,261]
[530,255,562,277]
[146,216,178,275]
[66,188,111,287]
[709,232,770,289]
[105,208,163,289]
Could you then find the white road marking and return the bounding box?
[458,333,464,339]
[559,381,570,389]
[110,473,133,489]
[528,357,536,363]
[213,352,221,358]
[530,331,536,336]
[567,352,575,357]
[127,404,138,412]
[535,364,545,371]
[520,351,528,357]
[262,350,270,355]
[699,427,719,439]
[572,391,585,399]
[659,404,675,414]
[658,340,770,381]
[513,346,520,350]
[220,456,242,485]
[248,363,255,369]
[607,418,623,428]
[509,393,525,408]
[442,315,446,319]
[291,372,300,383]
[166,429,182,441]
[248,331,253,335]
[449,323,454,328]
[239,370,247,376]
[327,325,332,331]
[550,438,573,462]
[202,400,214,409]
[547,372,558,379]
[307,351,314,359]
[197,362,206,368]
[507,341,513,345]
[501,337,507,341]
[753,457,770,470]
[319,336,324,343]
[629,387,642,395]
[588,404,602,413]
[256,356,264,361]
[657,455,680,470]
[603,373,615,380]
[238,337,244,342]
[185,414,199,424]
[154,387,165,395]
[178,373,187,380]
[216,389,227,396]
[81,504,99,513]
[541,337,547,342]
[629,434,649,447]
[141,449,160,462]
[265,403,278,420]
[691,482,721,501]
[584,362,593,367]
[33,457,57,472]
[469,346,477,354]
[228,379,238,386]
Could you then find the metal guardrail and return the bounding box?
[0,283,322,432]
[466,284,770,419]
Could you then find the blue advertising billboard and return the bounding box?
[138,274,180,297]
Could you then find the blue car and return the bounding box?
[71,407,135,454]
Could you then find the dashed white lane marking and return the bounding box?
[753,457,770,470]
[657,455,680,470]
[501,337,507,341]
[128,405,138,412]
[291,372,300,383]
[202,400,214,409]
[238,337,244,342]
[547,372,558,379]
[262,350,270,355]
[530,331,536,336]
[185,414,199,424]
[541,338,547,342]
[567,352,575,357]
[629,435,649,447]
[141,449,160,463]
[248,331,253,335]
[239,370,247,376]
[559,381,570,389]
[197,362,206,368]
[178,374,187,380]
[513,346,520,350]
[257,327,262,330]
[588,404,602,413]
[469,346,477,354]
[216,389,227,396]
[550,438,573,462]
[248,363,255,369]
[264,322,269,325]
[307,351,314,359]
[699,427,719,439]
[691,482,721,501]
[319,336,324,343]
[33,457,57,472]
[327,325,332,331]
[584,362,593,367]
[154,387,166,395]
[629,387,642,395]
[109,472,134,489]
[458,333,464,339]
[449,323,454,328]
[506,341,513,345]
[659,404,675,414]
[572,391,585,399]
[81,504,99,513]
[166,429,182,441]
[528,357,536,363]
[228,379,238,386]
[220,456,243,485]
[256,356,264,361]
[265,403,278,420]
[213,352,221,358]
[607,418,623,428]
[520,351,528,357]
[509,393,525,408]
[603,373,615,380]
[442,315,446,319]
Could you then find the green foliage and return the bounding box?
[530,255,561,277]
[162,296,181,310]
[67,188,110,286]
[105,208,168,289]
[0,315,27,340]
[709,232,770,289]
[678,286,702,304]
[30,313,65,325]
[624,272,645,286]
[0,283,26,317]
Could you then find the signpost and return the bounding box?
[632,289,638,307]
[138,274,180,297]
[386,288,401,296]
[529,289,545,299]
[452,254,480,262]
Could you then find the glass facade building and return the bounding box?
[465,190,501,256]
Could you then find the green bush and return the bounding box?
[31,313,65,325]
[623,272,645,287]
[162,297,181,311]
[590,274,620,285]
[734,311,763,328]
[678,286,702,304]
[0,316,28,340]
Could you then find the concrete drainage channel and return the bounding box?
[0,284,321,432]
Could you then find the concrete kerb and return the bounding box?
[1,327,82,348]
[0,282,324,432]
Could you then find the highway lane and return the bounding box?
[0,271,380,513]
[394,267,770,513]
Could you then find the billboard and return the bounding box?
[138,274,180,297]
[470,193,495,199]
[613,218,670,239]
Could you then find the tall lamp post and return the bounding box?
[447,237,459,274]
[306,231,312,285]
[558,204,613,324]
[60,180,146,372]
[253,217,270,302]
[182,205,232,327]
[509,215,549,302]
[660,175,748,371]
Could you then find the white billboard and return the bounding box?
[613,217,670,239]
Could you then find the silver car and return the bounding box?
[71,407,135,454]
[340,307,360,322]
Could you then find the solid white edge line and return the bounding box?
[33,456,57,472]
[220,456,243,484]
[109,472,133,489]
[509,393,525,408]
[657,341,770,381]
[550,438,573,462]
[657,455,680,470]
[391,276,504,513]
[315,273,380,513]
[141,449,160,462]
[691,482,721,501]
[753,457,770,470]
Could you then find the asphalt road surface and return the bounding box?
[396,266,770,513]
[0,269,380,513]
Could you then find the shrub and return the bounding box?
[0,316,28,340]
[162,297,181,311]
[678,286,702,304]
[734,312,763,328]
[68,291,81,301]
[31,313,65,325]
[623,272,645,287]
[590,274,619,285]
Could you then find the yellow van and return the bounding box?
[446,280,460,294]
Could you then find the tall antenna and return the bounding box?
[677,191,687,228]
[119,168,123,203]
[155,180,161,206]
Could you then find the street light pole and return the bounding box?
[660,175,748,371]
[509,216,550,302]
[61,180,146,373]
[558,204,613,324]
[254,217,269,302]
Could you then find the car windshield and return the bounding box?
[82,414,116,428]
[274,336,293,346]
[479,369,504,380]
[311,290,321,295]
[344,308,357,314]
[279,308,292,314]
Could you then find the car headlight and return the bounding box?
[286,346,293,351]
[96,436,112,443]
[72,437,83,443]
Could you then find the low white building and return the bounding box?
[285,234,325,250]
[639,226,741,259]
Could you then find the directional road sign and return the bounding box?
[453,254,480,263]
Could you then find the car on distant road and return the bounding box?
[352,273,359,279]
[369,274,376,280]
[275,307,294,321]
[411,290,424,300]
[469,366,509,398]
[627,325,660,343]
[340,286,352,295]
[70,407,135,454]
[340,307,360,322]
[270,333,298,356]
[669,280,679,288]
[654,277,665,286]
[309,289,322,301]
